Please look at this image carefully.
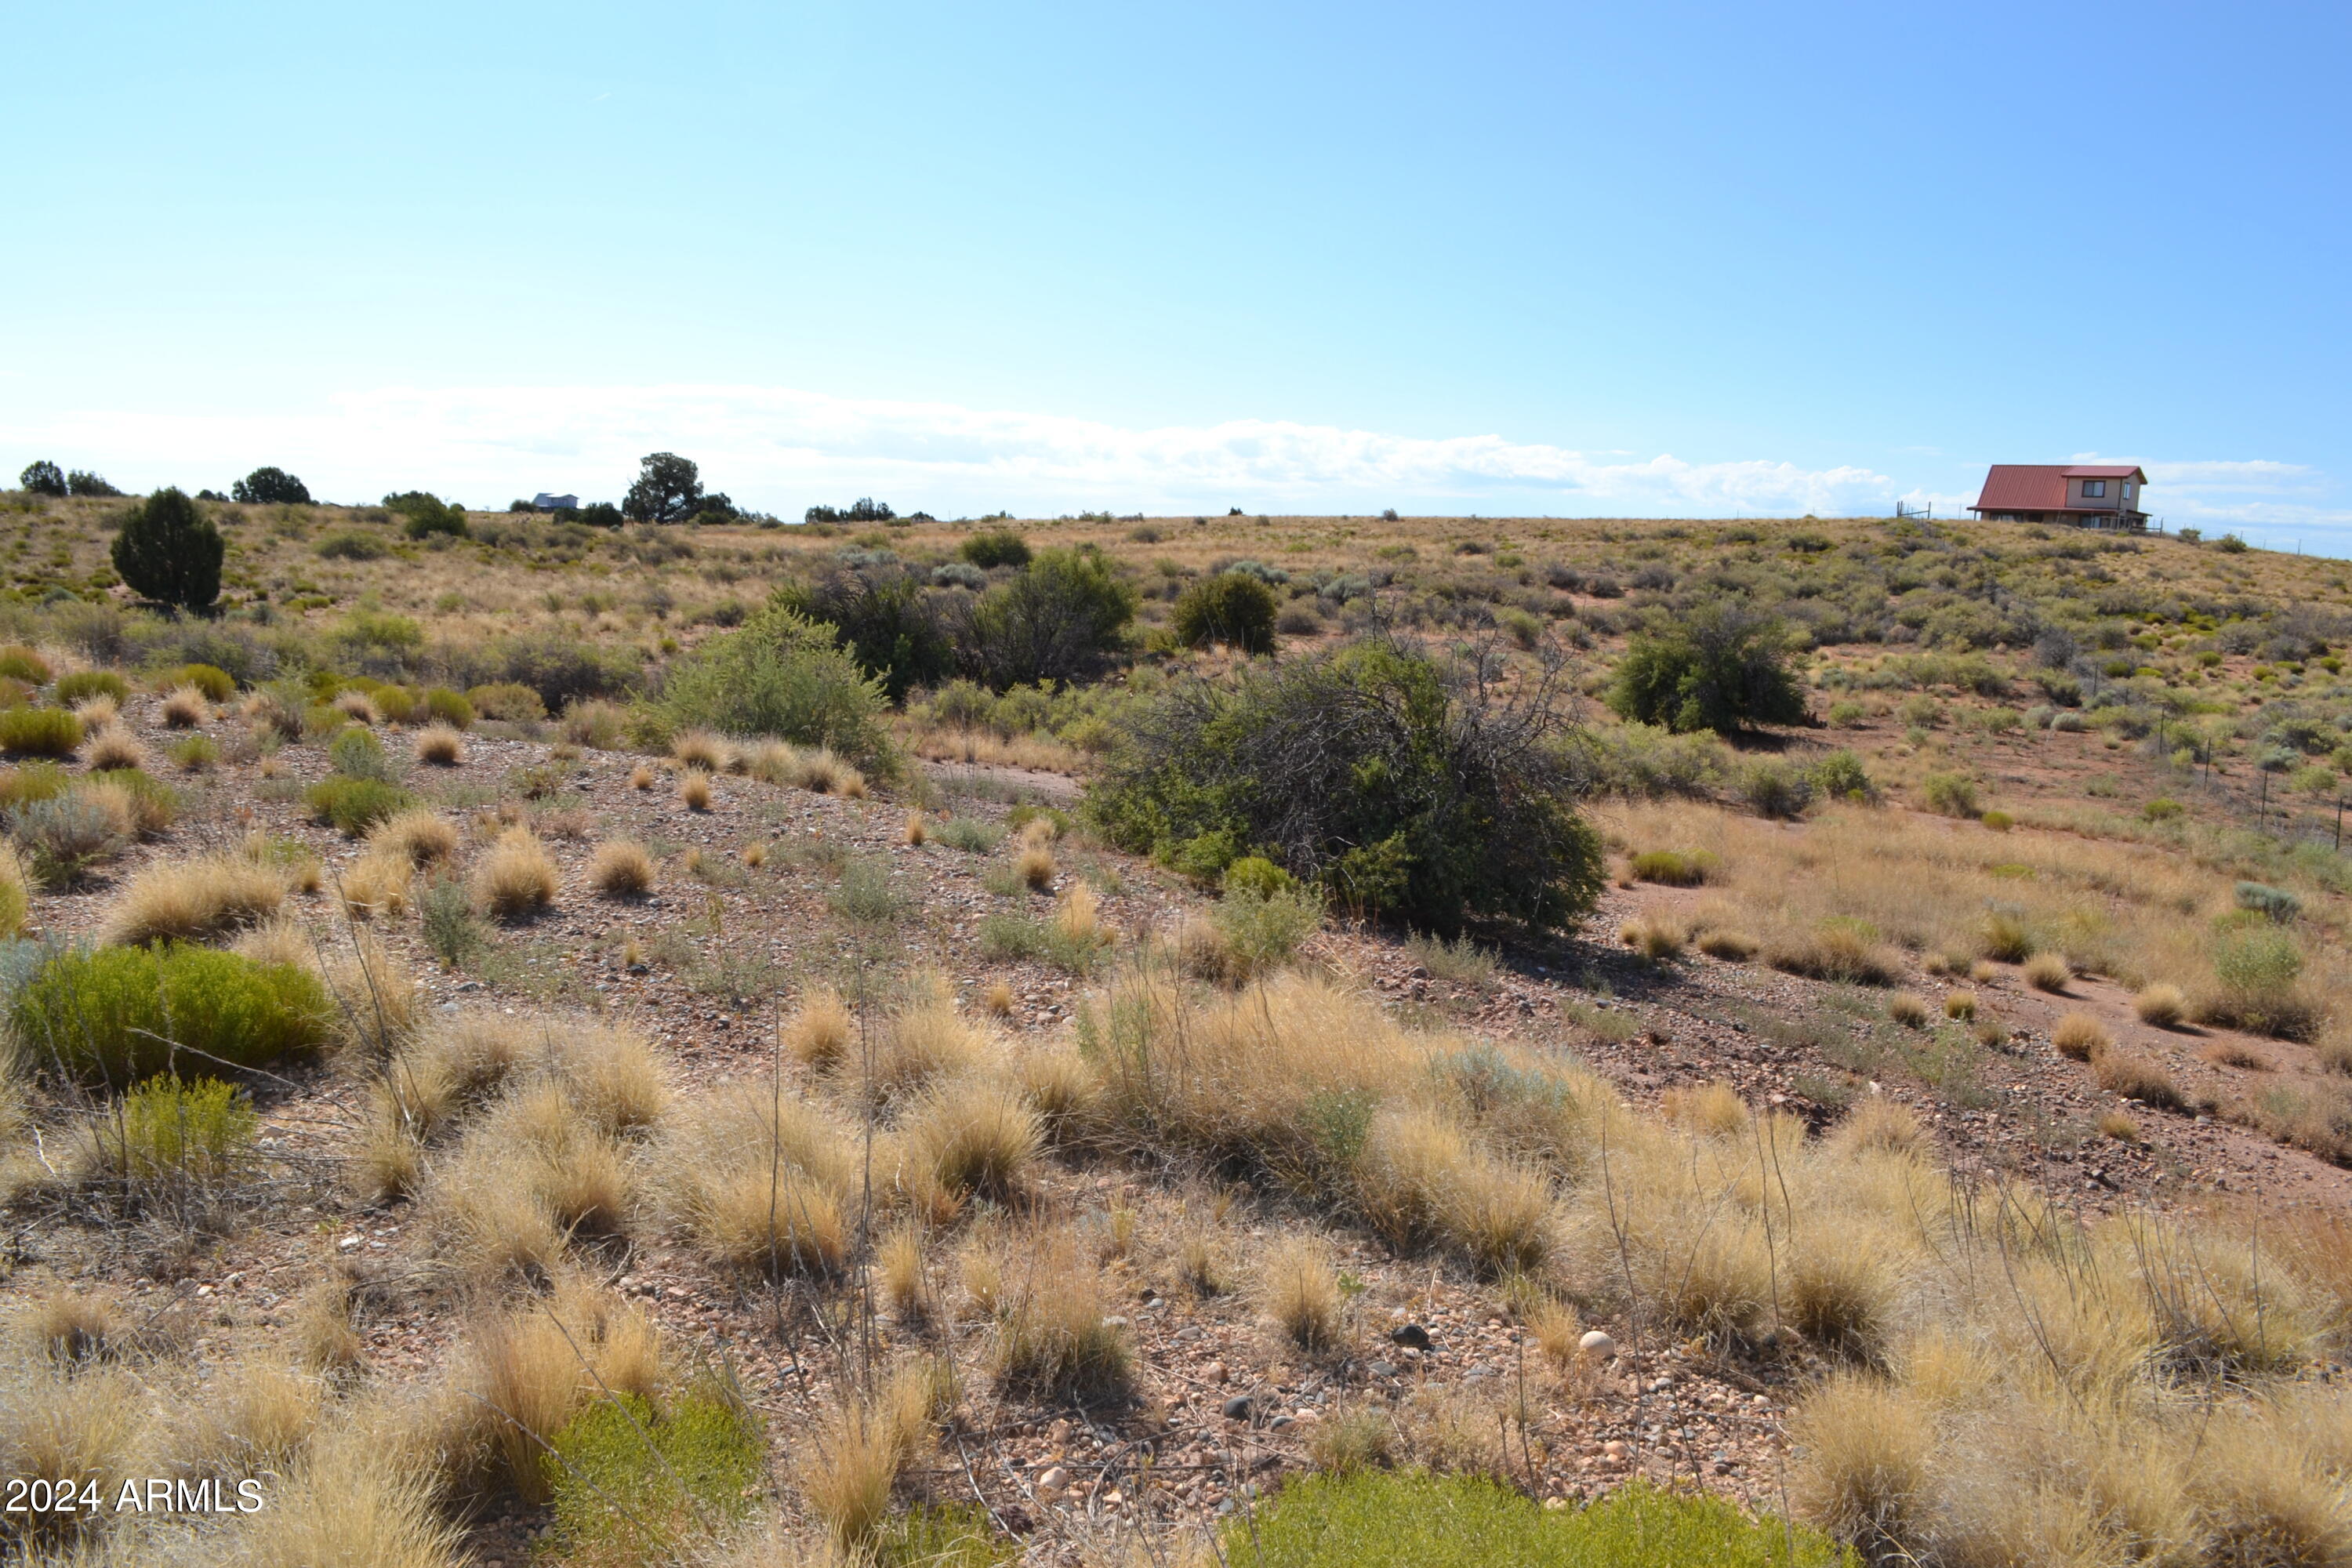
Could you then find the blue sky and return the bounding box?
[6,2,2349,544]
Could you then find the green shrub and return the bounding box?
[2235,881,2302,922]
[423,687,476,728]
[168,733,221,771]
[935,816,1004,854]
[978,911,1099,974]
[384,491,470,539]
[2142,797,2184,822]
[9,943,335,1083]
[775,564,954,703]
[1221,855,1295,898]
[1225,1471,1852,1568]
[420,877,487,967]
[7,795,125,887]
[92,1076,257,1184]
[1605,601,1807,735]
[1210,884,1323,975]
[1406,933,1501,986]
[1826,699,1867,727]
[466,681,546,722]
[171,663,235,701]
[1628,849,1715,886]
[1980,809,2013,831]
[1091,635,1602,934]
[1737,758,1813,818]
[2201,923,2318,1039]
[327,726,396,782]
[829,858,909,926]
[111,488,223,612]
[1920,771,1979,817]
[543,1390,764,1565]
[1172,572,1278,654]
[0,707,82,757]
[314,531,387,561]
[0,761,69,810]
[656,602,893,768]
[53,670,129,707]
[959,528,1032,569]
[305,775,413,837]
[957,547,1139,690]
[1809,749,1877,803]
[0,647,50,684]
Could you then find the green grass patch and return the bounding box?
[543,1389,764,1564]
[978,911,1098,974]
[1225,1472,1852,1568]
[9,943,335,1083]
[305,775,413,836]
[52,670,129,708]
[91,1076,258,1184]
[0,706,82,757]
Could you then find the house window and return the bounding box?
[2124,484,2136,502]
[2082,480,2107,499]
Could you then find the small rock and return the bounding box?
[1036,1465,1069,1499]
[1204,1360,1229,1384]
[1221,1395,1254,1421]
[1368,1360,1397,1379]
[1388,1323,1432,1351]
[1578,1330,1617,1360]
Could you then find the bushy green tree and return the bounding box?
[1606,602,1806,735]
[656,601,893,767]
[957,547,1138,690]
[383,490,469,539]
[623,452,703,524]
[66,470,121,498]
[775,564,953,703]
[1173,571,1279,653]
[111,488,224,614]
[17,460,66,497]
[1090,633,1603,933]
[230,466,310,504]
[959,528,1032,569]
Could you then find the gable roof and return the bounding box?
[1972,463,2146,511]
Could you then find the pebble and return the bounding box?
[1388,1323,1432,1351]
[1036,1465,1069,1499]
[1221,1395,1254,1421]
[1578,1330,1617,1359]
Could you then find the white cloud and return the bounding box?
[2,383,1897,518]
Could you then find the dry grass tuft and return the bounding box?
[339,848,416,919]
[412,722,466,766]
[2199,1039,2271,1071]
[97,852,288,946]
[903,810,927,846]
[1828,1094,1926,1156]
[677,768,714,811]
[158,684,209,728]
[83,722,147,771]
[588,839,656,898]
[1767,920,1901,986]
[2099,1110,2140,1140]
[1888,991,1929,1027]
[991,1234,1133,1403]
[2096,1050,2185,1111]
[672,728,734,772]
[1789,1373,1934,1557]
[2053,1011,2111,1062]
[1943,989,1977,1022]
[19,1287,129,1365]
[1697,927,1759,960]
[1261,1235,1344,1352]
[866,993,987,1102]
[982,979,1015,1016]
[472,825,558,919]
[901,1077,1043,1209]
[2024,950,2074,993]
[878,1223,928,1319]
[662,1081,855,1278]
[1662,1080,1750,1138]
[628,760,655,789]
[1054,880,1104,949]
[1015,844,1057,891]
[794,1367,938,1549]
[2136,982,2188,1028]
[786,985,855,1072]
[1617,914,1685,960]
[368,808,459,866]
[333,690,380,724]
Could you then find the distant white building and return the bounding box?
[532,492,579,510]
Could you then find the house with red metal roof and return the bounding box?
[1967,464,2148,528]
